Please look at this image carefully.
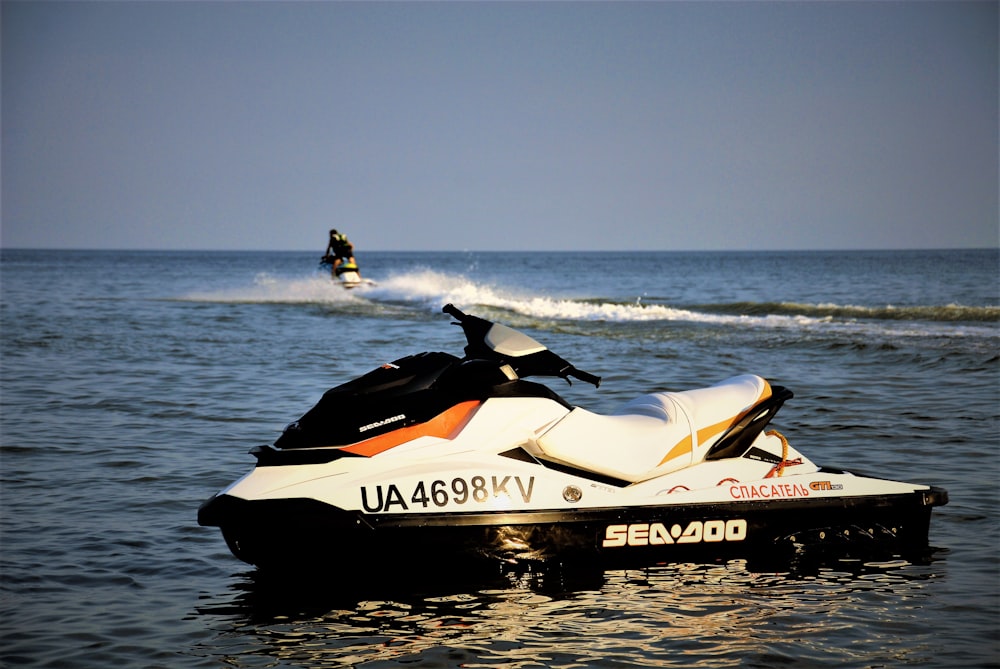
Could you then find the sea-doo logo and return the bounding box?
[602,519,748,548]
[359,414,406,433]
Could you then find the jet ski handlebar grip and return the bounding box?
[569,367,602,388]
[442,303,466,320]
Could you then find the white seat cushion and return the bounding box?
[535,375,772,483]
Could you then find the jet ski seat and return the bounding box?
[535,375,773,483]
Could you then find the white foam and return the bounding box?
[181,273,364,304]
[177,268,998,341]
[362,269,805,326]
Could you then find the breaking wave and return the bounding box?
[176,268,998,340]
[178,273,364,304]
[700,301,999,323]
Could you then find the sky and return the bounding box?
[2,1,997,252]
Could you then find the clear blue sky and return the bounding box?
[2,1,997,252]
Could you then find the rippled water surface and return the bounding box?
[1,249,997,668]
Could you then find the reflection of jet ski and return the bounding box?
[319,256,373,288]
[198,304,948,570]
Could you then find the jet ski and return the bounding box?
[333,261,363,288]
[319,256,374,288]
[198,304,948,571]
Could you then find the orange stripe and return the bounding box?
[657,380,772,466]
[339,400,481,457]
[658,435,693,465]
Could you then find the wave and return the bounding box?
[177,269,999,339]
[178,273,363,305]
[699,301,999,323]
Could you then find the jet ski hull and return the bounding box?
[199,485,947,570]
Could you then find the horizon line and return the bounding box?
[1,245,997,254]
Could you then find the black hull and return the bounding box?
[199,487,947,571]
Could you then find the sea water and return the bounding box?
[1,248,997,668]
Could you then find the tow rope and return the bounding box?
[763,429,801,478]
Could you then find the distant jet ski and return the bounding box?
[320,256,375,288]
[333,260,364,288]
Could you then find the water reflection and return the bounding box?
[195,552,946,668]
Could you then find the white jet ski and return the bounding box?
[198,305,948,570]
[320,256,374,288]
[333,261,364,288]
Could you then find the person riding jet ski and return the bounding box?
[322,229,359,277]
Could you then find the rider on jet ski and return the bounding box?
[323,229,359,277]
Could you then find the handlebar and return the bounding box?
[442,304,601,388]
[568,367,602,388]
[442,303,465,320]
